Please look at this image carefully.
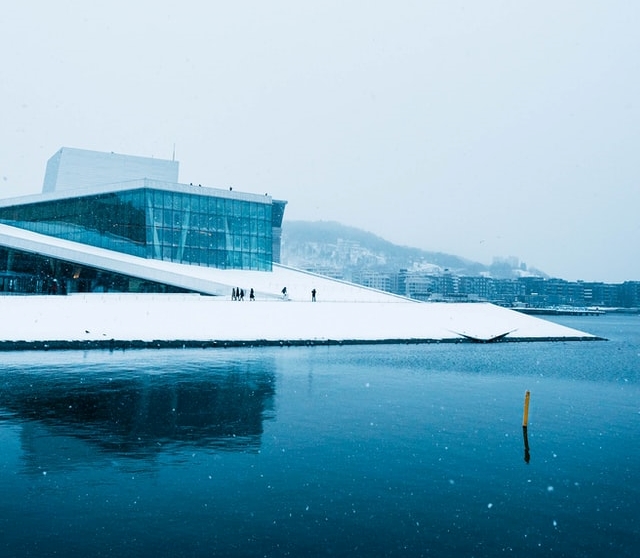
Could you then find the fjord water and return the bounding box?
[0,314,637,557]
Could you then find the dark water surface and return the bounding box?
[1,314,638,557]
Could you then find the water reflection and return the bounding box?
[0,327,638,557]
[0,356,276,466]
[522,425,530,464]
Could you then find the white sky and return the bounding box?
[1,1,639,282]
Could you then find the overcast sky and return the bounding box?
[1,1,639,282]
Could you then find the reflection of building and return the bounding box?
[0,147,287,295]
[6,362,276,463]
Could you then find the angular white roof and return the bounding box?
[0,224,599,347]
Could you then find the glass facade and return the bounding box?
[0,184,280,272]
[0,247,193,295]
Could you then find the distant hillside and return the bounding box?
[281,220,490,276]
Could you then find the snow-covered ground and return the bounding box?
[0,229,599,347]
[0,293,597,347]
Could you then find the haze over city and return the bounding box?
[1,1,638,283]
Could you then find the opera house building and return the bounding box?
[0,147,596,347]
[0,147,287,295]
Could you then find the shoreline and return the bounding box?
[0,335,606,352]
[0,293,602,352]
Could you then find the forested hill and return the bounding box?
[281,220,490,275]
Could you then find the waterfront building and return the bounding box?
[0,149,604,349]
[404,272,437,301]
[0,148,287,295]
[458,275,495,301]
[581,282,621,308]
[619,281,640,308]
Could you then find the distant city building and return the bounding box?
[281,231,639,308]
[356,271,393,293]
[619,281,640,307]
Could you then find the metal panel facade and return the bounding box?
[42,148,179,193]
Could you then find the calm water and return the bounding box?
[0,314,638,557]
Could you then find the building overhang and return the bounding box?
[0,179,274,209]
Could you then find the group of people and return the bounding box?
[232,287,255,301]
[232,286,317,301]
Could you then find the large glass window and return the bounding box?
[0,246,194,295]
[0,187,277,271]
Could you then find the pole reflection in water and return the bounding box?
[522,389,530,463]
[522,425,530,464]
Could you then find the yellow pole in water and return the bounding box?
[522,390,530,427]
